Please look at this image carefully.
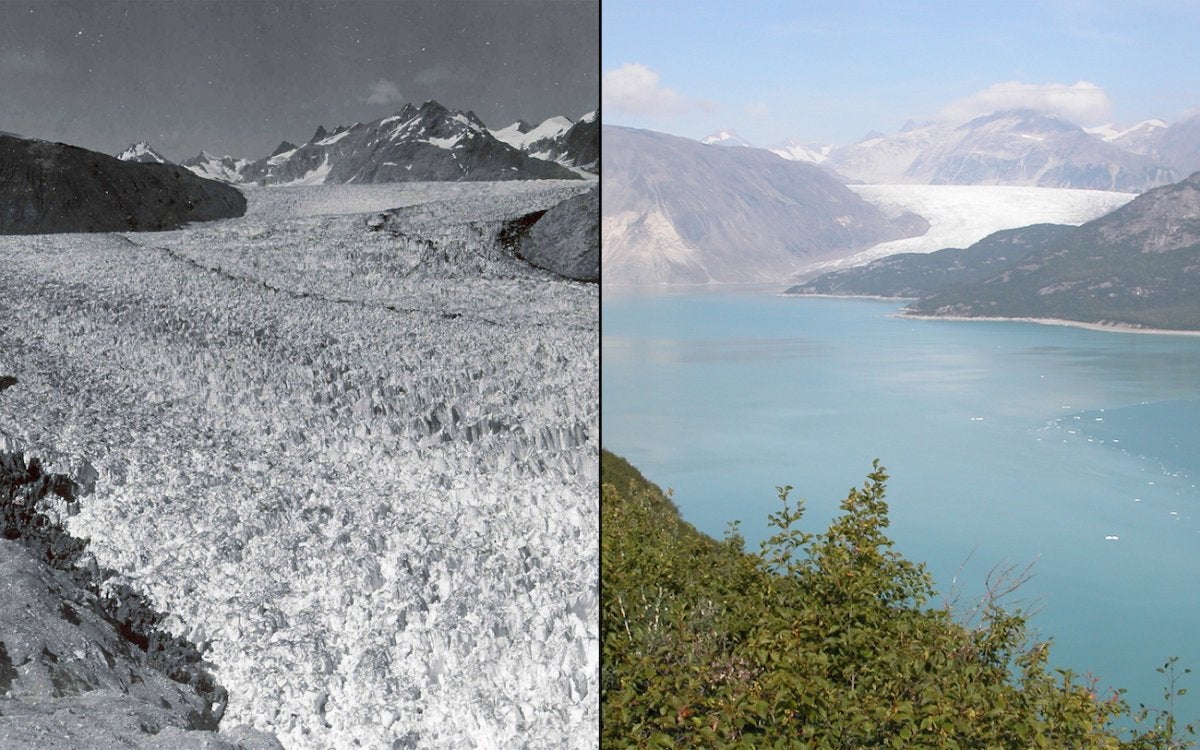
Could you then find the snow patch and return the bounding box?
[316,130,351,146]
[278,155,332,186]
[267,148,299,165]
[424,134,464,150]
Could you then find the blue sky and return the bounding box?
[602,0,1200,147]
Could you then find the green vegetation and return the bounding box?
[601,449,1194,748]
[785,224,1074,299]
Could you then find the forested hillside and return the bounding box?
[601,450,1192,748]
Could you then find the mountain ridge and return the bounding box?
[603,125,927,284]
[1,133,246,234]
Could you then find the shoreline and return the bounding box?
[778,291,918,302]
[899,312,1200,337]
[611,285,1200,337]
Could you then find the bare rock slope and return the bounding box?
[603,125,926,284]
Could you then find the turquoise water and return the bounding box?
[603,287,1200,721]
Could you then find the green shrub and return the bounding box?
[601,450,1194,749]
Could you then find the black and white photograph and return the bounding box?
[0,1,598,748]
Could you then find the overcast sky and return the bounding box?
[602,0,1200,147]
[1,0,598,161]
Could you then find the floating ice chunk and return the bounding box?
[1105,535,1119,541]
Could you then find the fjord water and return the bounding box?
[603,287,1200,720]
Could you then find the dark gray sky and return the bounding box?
[1,0,599,161]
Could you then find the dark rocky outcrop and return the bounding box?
[0,450,282,749]
[0,134,246,234]
[512,188,598,282]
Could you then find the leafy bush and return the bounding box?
[601,450,1193,749]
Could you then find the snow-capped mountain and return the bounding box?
[490,111,598,175]
[493,115,573,151]
[1086,115,1200,177]
[116,141,172,164]
[770,139,834,164]
[827,109,1177,192]
[240,100,580,185]
[1086,118,1168,154]
[180,151,250,183]
[490,119,534,148]
[826,122,957,184]
[701,129,753,147]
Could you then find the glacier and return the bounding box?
[805,183,1137,273]
[0,181,597,749]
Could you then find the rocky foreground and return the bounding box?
[0,182,598,749]
[0,452,281,749]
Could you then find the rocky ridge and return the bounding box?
[0,134,246,234]
[828,110,1176,192]
[180,152,251,184]
[492,111,598,174]
[240,100,581,185]
[602,125,927,284]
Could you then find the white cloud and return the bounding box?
[938,81,1113,126]
[602,63,711,118]
[366,79,404,105]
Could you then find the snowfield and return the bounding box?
[806,184,1136,273]
[0,181,597,749]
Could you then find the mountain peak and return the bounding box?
[962,108,1079,133]
[701,129,752,147]
[116,141,172,164]
[238,100,582,185]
